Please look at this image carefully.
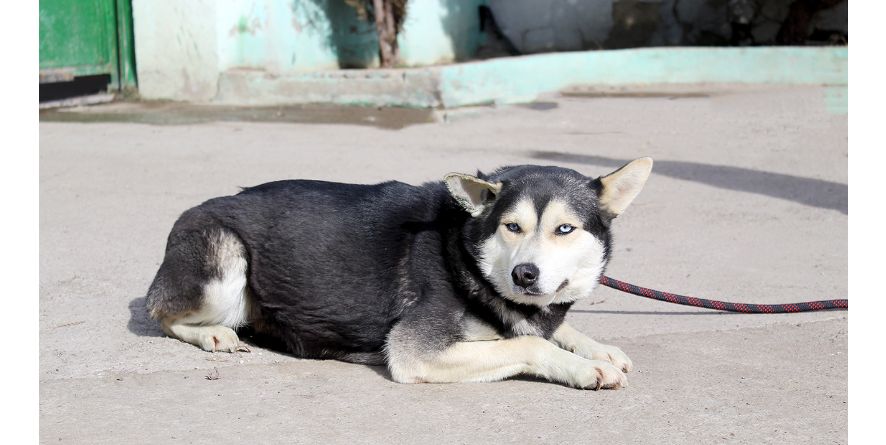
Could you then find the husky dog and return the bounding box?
[146,158,653,390]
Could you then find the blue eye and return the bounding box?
[556,224,575,235]
[504,223,521,233]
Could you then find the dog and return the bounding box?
[146,158,653,389]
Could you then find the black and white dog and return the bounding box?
[146,158,653,389]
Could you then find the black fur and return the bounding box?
[146,166,614,364]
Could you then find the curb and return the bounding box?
[214,47,848,109]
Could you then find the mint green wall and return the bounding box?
[398,0,486,66]
[437,47,849,107]
[216,0,484,72]
[134,0,487,100]
[216,0,378,72]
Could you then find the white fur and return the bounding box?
[181,233,250,328]
[162,232,251,352]
[387,335,626,389]
[461,314,505,341]
[551,322,633,372]
[478,198,606,306]
[162,322,245,353]
[192,264,251,328]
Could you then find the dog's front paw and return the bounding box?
[570,360,627,390]
[572,343,633,373]
[593,344,633,373]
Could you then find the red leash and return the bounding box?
[599,275,848,313]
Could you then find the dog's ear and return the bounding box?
[444,173,502,217]
[595,157,653,218]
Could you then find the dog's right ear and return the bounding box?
[444,173,502,217]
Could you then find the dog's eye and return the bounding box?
[556,224,575,235]
[504,223,521,233]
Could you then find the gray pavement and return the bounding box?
[39,85,847,444]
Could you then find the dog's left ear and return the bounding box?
[595,157,653,218]
[444,173,502,217]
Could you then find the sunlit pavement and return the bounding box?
[40,85,847,443]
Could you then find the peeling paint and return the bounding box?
[230,16,262,36]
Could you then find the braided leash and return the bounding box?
[599,275,848,313]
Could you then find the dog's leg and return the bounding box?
[161,320,249,353]
[551,322,632,372]
[388,335,626,389]
[147,226,252,353]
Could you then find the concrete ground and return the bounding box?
[39,85,847,444]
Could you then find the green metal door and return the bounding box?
[39,0,136,89]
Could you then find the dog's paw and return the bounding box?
[570,360,627,390]
[197,326,249,353]
[573,343,633,373]
[593,344,633,373]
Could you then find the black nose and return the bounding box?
[511,263,540,288]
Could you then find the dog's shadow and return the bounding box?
[128,296,165,337]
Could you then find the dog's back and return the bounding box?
[146,179,450,363]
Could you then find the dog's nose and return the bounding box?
[511,263,539,288]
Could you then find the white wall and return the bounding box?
[132,0,220,101]
[133,0,485,101]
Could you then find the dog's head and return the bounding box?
[446,158,652,306]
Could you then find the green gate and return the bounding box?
[39,0,136,89]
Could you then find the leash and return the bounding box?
[599,275,848,313]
